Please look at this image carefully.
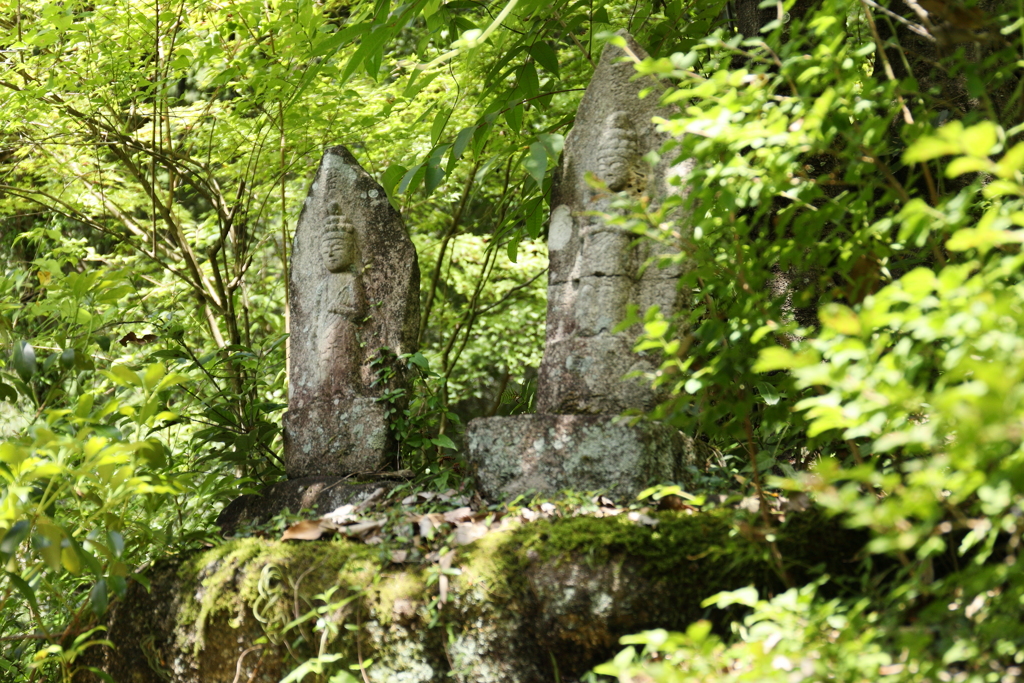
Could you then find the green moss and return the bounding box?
[174,537,383,655]
[497,510,764,576]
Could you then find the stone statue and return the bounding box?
[539,37,693,416]
[284,146,419,478]
[315,203,366,390]
[468,33,696,500]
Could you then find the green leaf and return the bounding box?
[756,381,781,405]
[340,23,393,84]
[754,347,809,372]
[518,63,539,101]
[819,303,861,336]
[448,126,477,172]
[90,578,108,616]
[110,365,142,387]
[4,571,42,620]
[431,108,450,146]
[143,363,166,391]
[507,234,521,262]
[0,521,30,560]
[381,164,407,208]
[946,156,992,178]
[0,381,16,403]
[398,164,425,195]
[537,133,564,158]
[12,341,37,382]
[524,142,547,188]
[529,41,559,76]
[504,104,524,132]
[431,434,457,450]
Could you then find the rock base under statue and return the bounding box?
[283,395,393,478]
[467,415,694,501]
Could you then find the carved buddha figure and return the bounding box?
[317,202,366,389]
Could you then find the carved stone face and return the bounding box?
[322,230,355,273]
[321,203,356,273]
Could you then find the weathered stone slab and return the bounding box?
[467,415,694,500]
[284,146,419,478]
[79,511,863,683]
[538,33,694,415]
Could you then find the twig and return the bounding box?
[859,0,934,41]
[231,646,264,683]
[860,0,915,125]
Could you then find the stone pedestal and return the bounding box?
[468,415,694,500]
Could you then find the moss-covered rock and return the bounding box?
[78,509,864,683]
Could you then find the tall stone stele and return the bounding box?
[284,146,420,478]
[468,34,696,500]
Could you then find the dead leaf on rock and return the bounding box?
[780,492,811,512]
[417,513,444,539]
[454,522,489,546]
[323,503,356,525]
[540,502,557,514]
[628,511,659,528]
[391,549,409,564]
[392,598,416,623]
[438,551,454,604]
[355,487,386,512]
[365,535,383,545]
[657,494,691,512]
[520,508,538,522]
[401,494,418,506]
[443,507,473,524]
[282,519,328,541]
[737,496,762,513]
[344,518,386,539]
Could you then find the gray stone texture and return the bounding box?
[215,476,403,536]
[468,415,694,500]
[284,146,419,478]
[467,34,696,501]
[539,33,693,415]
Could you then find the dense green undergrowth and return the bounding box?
[4,0,1024,680]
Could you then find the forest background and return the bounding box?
[3,0,1024,681]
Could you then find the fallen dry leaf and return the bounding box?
[418,513,445,539]
[628,511,659,528]
[438,551,454,604]
[443,507,473,524]
[355,487,386,512]
[282,519,327,541]
[344,518,386,538]
[390,549,409,564]
[454,522,489,546]
[323,503,356,525]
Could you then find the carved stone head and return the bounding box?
[321,202,356,273]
